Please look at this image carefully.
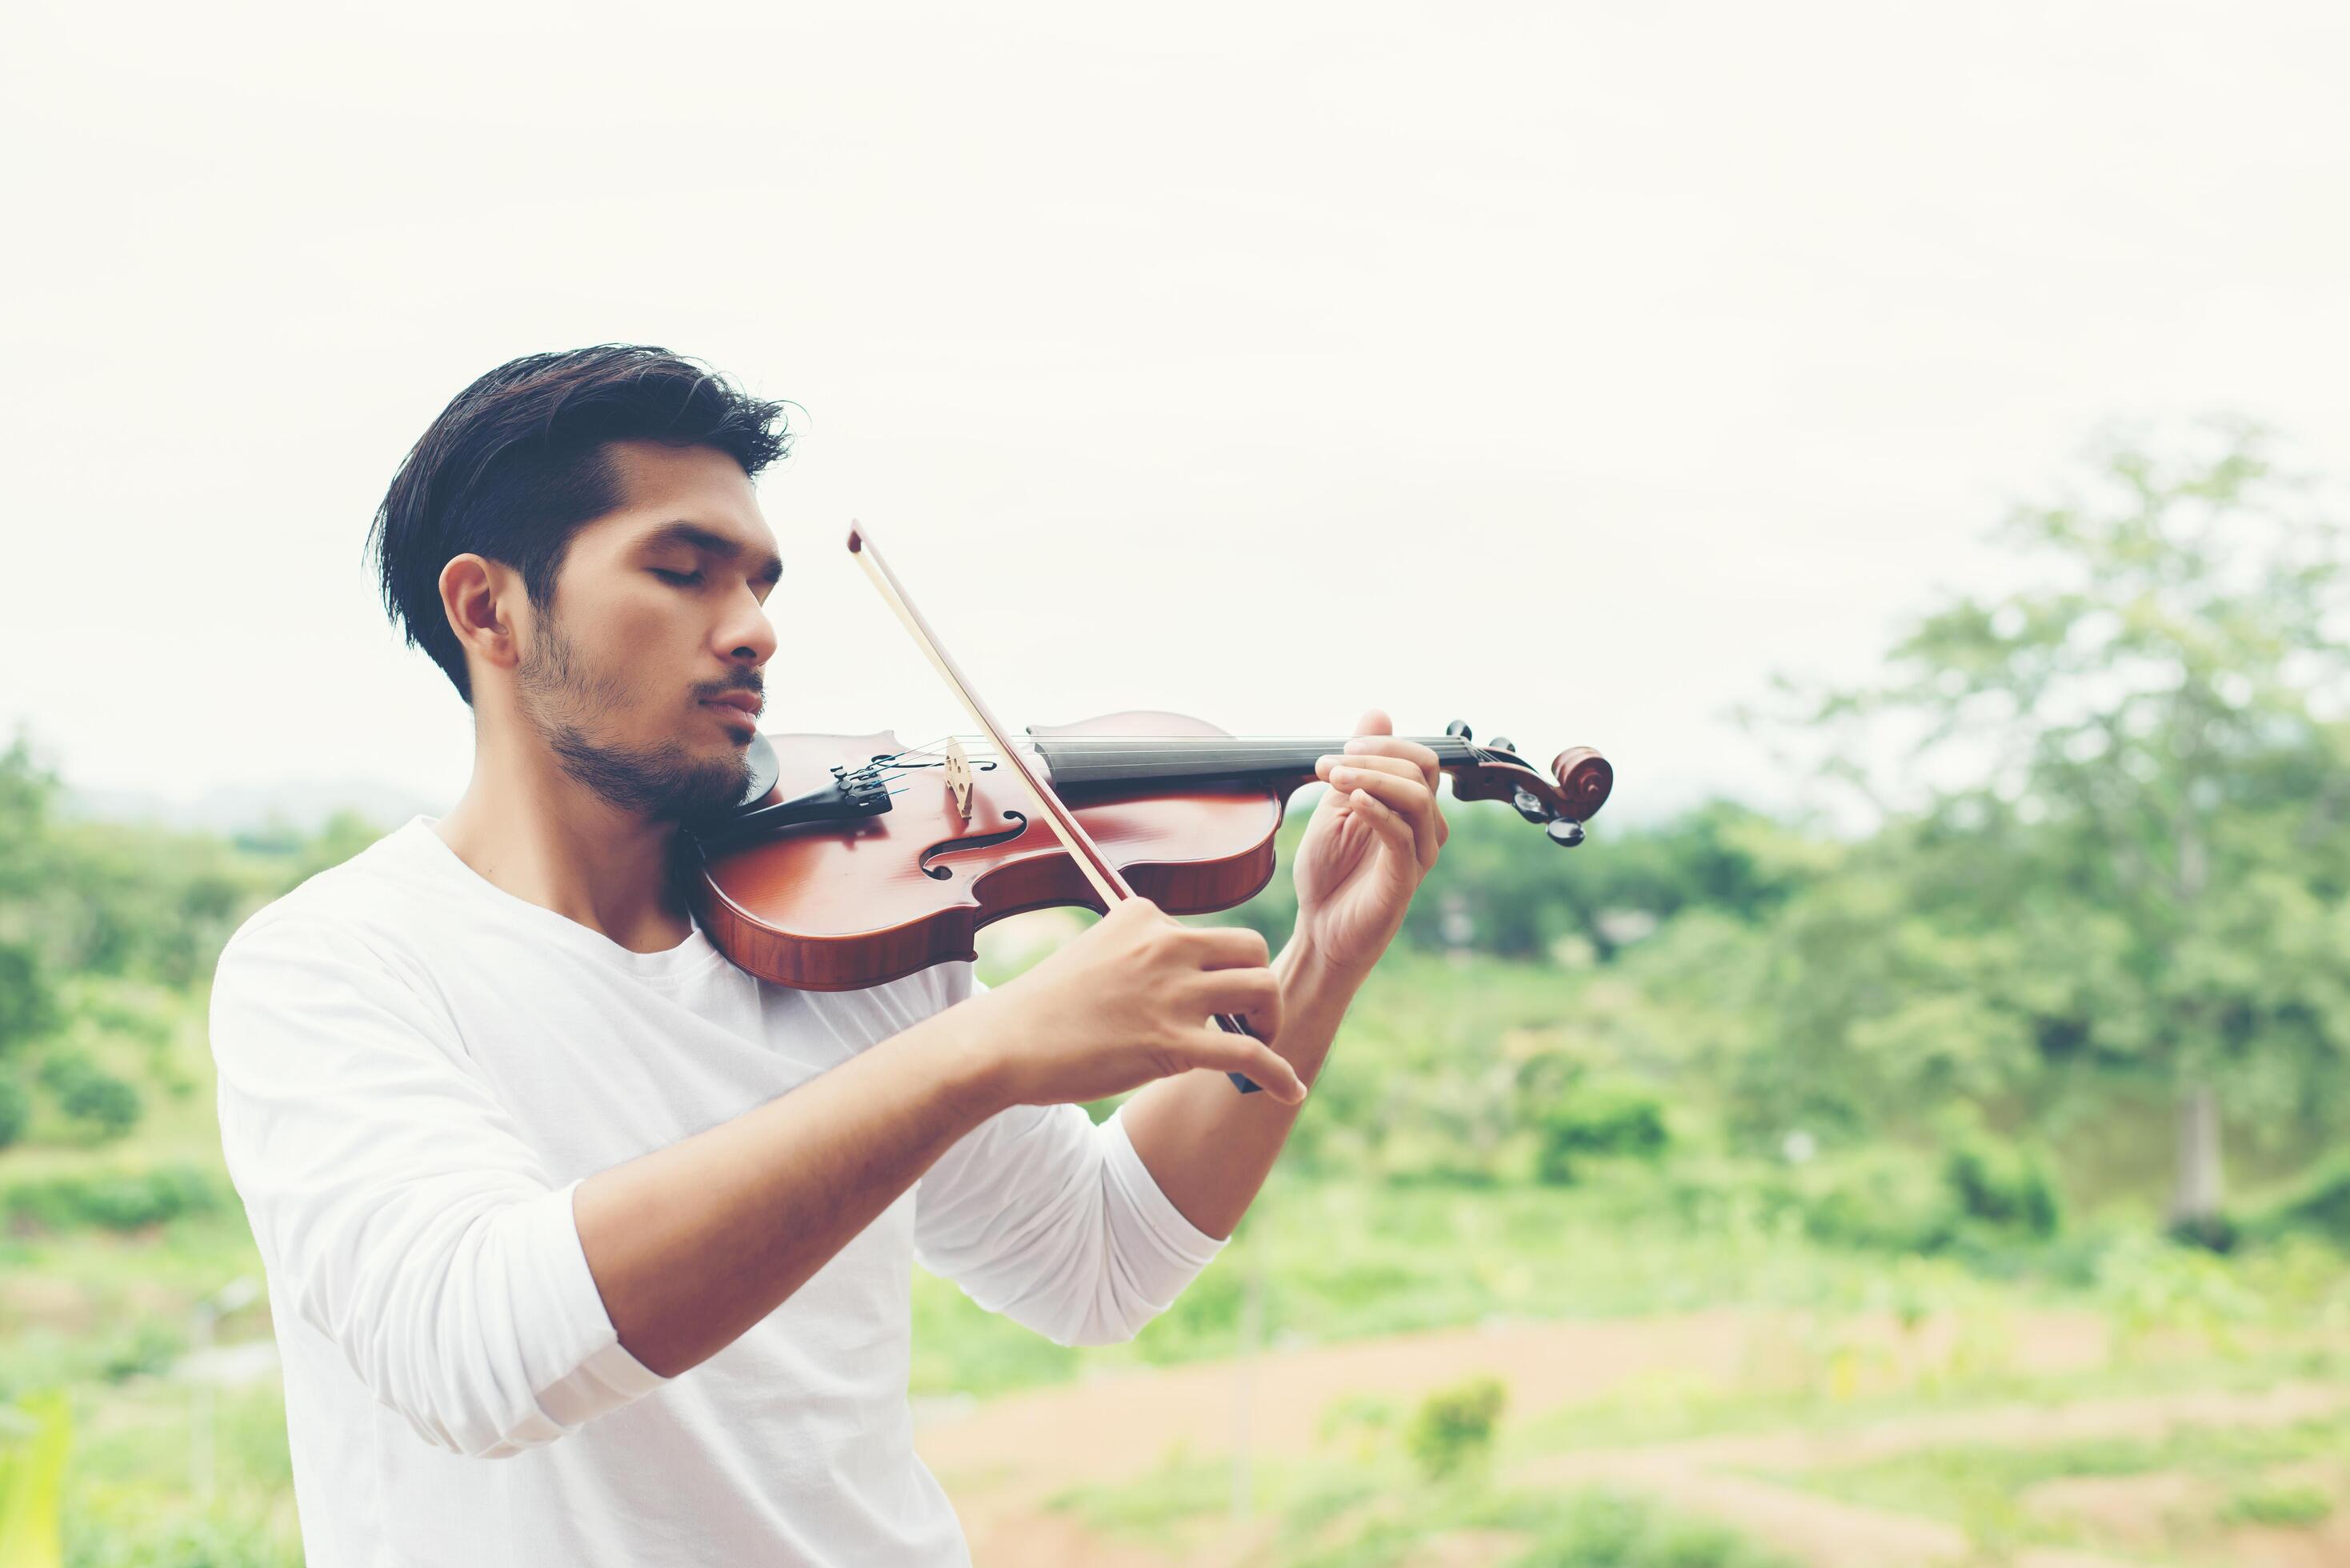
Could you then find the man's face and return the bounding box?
[510,439,782,822]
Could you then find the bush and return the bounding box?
[0,1076,26,1149]
[1520,1487,1796,1567]
[1796,1147,1961,1254]
[57,1072,142,1140]
[0,940,60,1053]
[35,1048,143,1140]
[2242,1150,2350,1247]
[2221,1480,2333,1529]
[99,1319,184,1383]
[0,1164,224,1234]
[1534,1078,1669,1186]
[1404,1374,1507,1482]
[1944,1129,2061,1238]
[1788,1128,2064,1256]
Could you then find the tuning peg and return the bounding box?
[1547,818,1586,848]
[1490,735,1516,753]
[1445,719,1473,741]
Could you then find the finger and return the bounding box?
[1354,707,1393,738]
[1331,767,1437,868]
[1348,785,1428,873]
[1189,925,1272,970]
[1318,750,1449,849]
[1195,966,1283,1042]
[1343,734,1442,798]
[1318,752,1422,790]
[1187,1028,1307,1104]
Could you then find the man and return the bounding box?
[209,343,1447,1565]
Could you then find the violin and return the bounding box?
[679,525,1614,1092]
[683,713,1612,992]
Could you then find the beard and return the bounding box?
[515,611,753,822]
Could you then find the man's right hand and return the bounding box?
[959,899,1307,1110]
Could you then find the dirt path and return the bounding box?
[915,1310,2346,1568]
[915,1306,2111,1565]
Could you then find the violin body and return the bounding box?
[687,710,1612,992]
[692,713,1287,990]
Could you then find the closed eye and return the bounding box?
[651,569,704,586]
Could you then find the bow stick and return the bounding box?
[847,522,1266,1094]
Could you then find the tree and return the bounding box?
[1776,421,2350,1238]
[0,730,63,1065]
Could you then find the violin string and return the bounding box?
[850,734,1493,790]
[920,740,1476,755]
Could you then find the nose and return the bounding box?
[716,585,778,670]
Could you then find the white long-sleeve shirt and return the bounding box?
[206,814,1225,1566]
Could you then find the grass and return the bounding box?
[55,1378,302,1568]
[906,1172,2010,1398]
[1774,1408,2350,1557]
[1047,1451,1801,1568]
[2221,1479,2335,1527]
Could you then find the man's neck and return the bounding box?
[433,767,695,955]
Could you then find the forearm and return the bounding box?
[1118,932,1364,1240]
[573,1005,1003,1378]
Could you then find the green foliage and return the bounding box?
[2094,1231,2268,1357]
[94,1324,183,1386]
[0,1166,224,1234]
[1792,1147,1962,1254]
[1287,1483,1796,1568]
[1788,1408,2350,1558]
[1533,1077,1669,1186]
[0,945,60,1063]
[2242,1149,2350,1246]
[1503,1487,1796,1568]
[1044,1443,1255,1542]
[2221,1479,2333,1528]
[61,1502,302,1568]
[1403,1374,1507,1482]
[0,1078,28,1150]
[1747,426,2350,1235]
[35,1054,142,1142]
[1942,1122,2062,1238]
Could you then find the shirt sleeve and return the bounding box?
[208,913,667,1460]
[909,970,1230,1347]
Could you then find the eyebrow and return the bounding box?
[638,520,783,584]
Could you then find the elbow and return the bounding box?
[311,1196,642,1462]
[1004,1266,1166,1349]
[1059,1259,1185,1347]
[396,1399,572,1462]
[1060,1314,1148,1350]
[337,1310,586,1462]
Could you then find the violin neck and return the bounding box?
[1034,735,1480,792]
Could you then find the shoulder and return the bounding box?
[214,821,444,984]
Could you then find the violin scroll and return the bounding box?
[1443,729,1613,847]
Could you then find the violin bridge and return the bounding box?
[943,738,975,821]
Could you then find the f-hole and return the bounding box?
[919,810,1029,880]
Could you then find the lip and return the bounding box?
[702,698,760,732]
[703,694,762,716]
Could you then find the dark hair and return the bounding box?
[367,344,793,703]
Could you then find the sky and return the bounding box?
[6,2,2347,831]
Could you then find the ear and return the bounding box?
[440,553,528,678]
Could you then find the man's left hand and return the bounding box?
[1294,709,1449,978]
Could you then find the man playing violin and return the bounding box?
[208,343,1447,1566]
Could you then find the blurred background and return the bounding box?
[6,3,2350,1565]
